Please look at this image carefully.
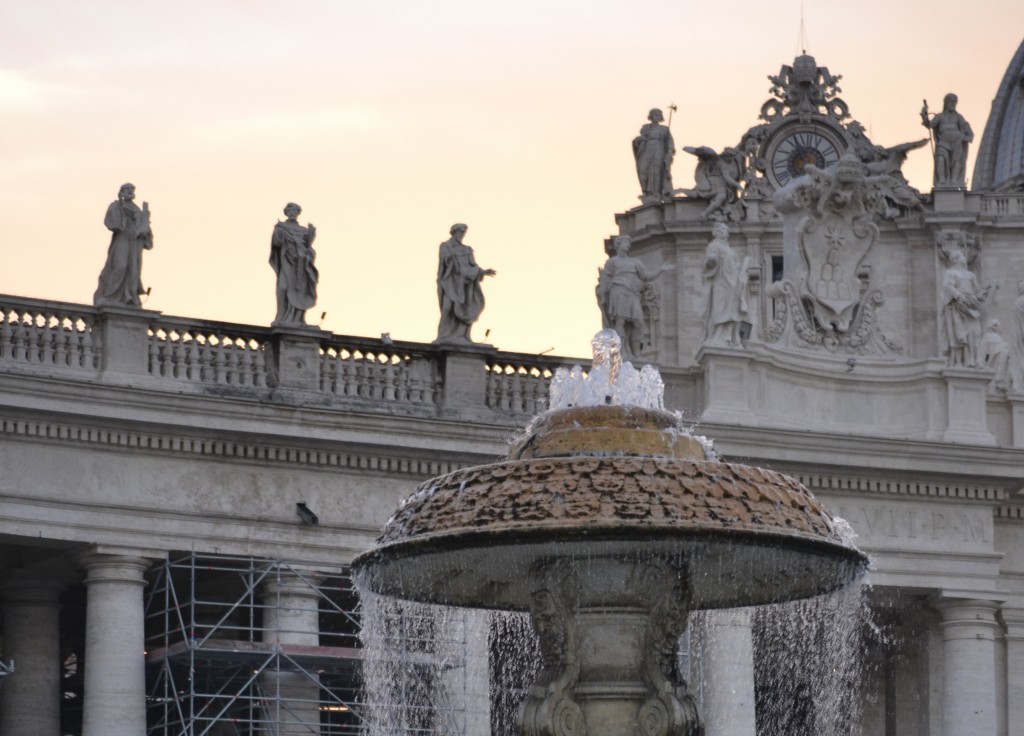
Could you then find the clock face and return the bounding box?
[767,128,843,187]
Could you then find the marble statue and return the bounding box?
[269,203,318,326]
[633,109,675,205]
[702,223,749,346]
[863,139,930,216]
[1010,281,1024,392]
[921,94,974,188]
[940,249,990,367]
[981,319,1010,389]
[435,223,495,343]
[679,146,744,220]
[94,183,153,308]
[596,235,673,360]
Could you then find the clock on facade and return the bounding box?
[764,124,846,188]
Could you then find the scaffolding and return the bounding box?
[143,552,469,735]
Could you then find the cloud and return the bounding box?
[0,69,61,109]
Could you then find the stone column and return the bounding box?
[0,573,65,736]
[80,552,153,736]
[935,598,1001,735]
[1004,606,1024,736]
[262,570,322,735]
[701,608,757,736]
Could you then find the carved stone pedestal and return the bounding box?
[941,367,997,445]
[696,346,754,426]
[522,557,701,736]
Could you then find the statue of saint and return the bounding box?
[981,319,1010,389]
[93,183,153,308]
[269,203,318,326]
[921,93,974,188]
[435,223,495,343]
[702,223,749,347]
[940,250,990,367]
[596,235,673,360]
[633,108,675,205]
[1010,281,1024,392]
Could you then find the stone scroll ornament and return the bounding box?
[636,564,704,736]
[764,153,902,354]
[521,559,585,736]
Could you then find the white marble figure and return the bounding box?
[94,183,153,308]
[270,203,318,326]
[596,235,673,361]
[940,250,990,367]
[921,94,974,188]
[678,146,743,220]
[981,319,1010,389]
[435,223,495,343]
[1011,281,1024,392]
[702,223,749,347]
[633,109,675,205]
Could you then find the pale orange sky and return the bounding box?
[1,2,1022,359]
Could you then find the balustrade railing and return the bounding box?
[148,319,270,388]
[320,337,441,407]
[0,294,585,419]
[0,297,99,372]
[979,194,1024,217]
[486,353,579,415]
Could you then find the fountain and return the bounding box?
[353,331,868,735]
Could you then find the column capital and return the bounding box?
[933,597,1001,641]
[78,547,161,586]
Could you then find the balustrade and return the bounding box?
[0,298,98,372]
[320,341,440,407]
[0,294,584,419]
[980,194,1024,217]
[486,357,558,415]
[148,321,269,388]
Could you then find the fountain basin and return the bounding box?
[355,405,866,610]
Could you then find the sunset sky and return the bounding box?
[2,2,1022,359]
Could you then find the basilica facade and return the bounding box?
[1,40,1023,736]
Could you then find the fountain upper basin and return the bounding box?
[353,405,867,610]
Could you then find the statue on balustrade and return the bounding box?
[596,235,674,361]
[269,202,318,326]
[921,93,974,188]
[940,249,991,367]
[94,183,153,308]
[702,223,749,347]
[633,108,675,205]
[435,223,495,343]
[981,319,1010,389]
[1010,281,1024,392]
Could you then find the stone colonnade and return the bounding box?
[2,555,1021,735]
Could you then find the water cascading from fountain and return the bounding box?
[354,330,869,736]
